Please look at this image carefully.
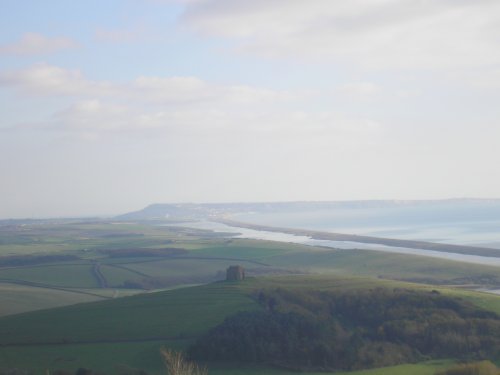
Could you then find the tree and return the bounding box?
[160,348,207,375]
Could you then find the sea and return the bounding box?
[171,200,500,267]
[232,200,500,249]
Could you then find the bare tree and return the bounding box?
[159,348,207,375]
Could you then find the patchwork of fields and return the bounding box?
[1,274,499,374]
[1,219,500,374]
[0,221,313,316]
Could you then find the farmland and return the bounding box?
[2,218,500,374]
[1,274,499,374]
[2,218,500,317]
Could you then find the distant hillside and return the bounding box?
[117,198,500,221]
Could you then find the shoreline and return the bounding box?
[214,218,500,259]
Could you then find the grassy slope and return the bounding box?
[0,344,453,375]
[0,221,192,256]
[3,240,499,292]
[264,247,500,284]
[0,264,99,288]
[0,283,107,317]
[98,265,144,287]
[0,340,189,375]
[123,258,260,279]
[2,219,500,317]
[0,281,259,345]
[0,280,260,374]
[0,230,315,316]
[209,359,454,375]
[3,222,500,374]
[188,239,312,259]
[0,275,499,374]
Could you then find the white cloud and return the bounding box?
[53,100,131,132]
[0,61,386,164]
[450,68,500,90]
[0,63,298,106]
[94,26,147,43]
[0,32,78,56]
[46,97,380,142]
[132,75,214,103]
[0,63,383,190]
[338,82,380,97]
[0,63,116,96]
[132,75,297,105]
[48,100,211,136]
[177,0,500,70]
[94,28,137,43]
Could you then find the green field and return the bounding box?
[188,239,312,259]
[98,264,146,287]
[0,281,259,345]
[0,221,201,256]
[0,341,188,375]
[0,274,499,374]
[2,220,500,374]
[0,263,99,288]
[0,343,454,375]
[209,360,455,375]
[0,221,351,317]
[0,283,107,317]
[122,257,259,281]
[264,247,500,284]
[2,219,500,320]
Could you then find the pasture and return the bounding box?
[2,219,500,317]
[0,274,499,374]
[2,219,500,374]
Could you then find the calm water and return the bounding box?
[233,202,500,249]
[168,220,500,267]
[164,201,500,267]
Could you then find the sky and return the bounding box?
[1,0,500,218]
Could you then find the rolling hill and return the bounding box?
[1,275,500,374]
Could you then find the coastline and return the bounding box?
[214,218,500,258]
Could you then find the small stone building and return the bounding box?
[226,265,245,281]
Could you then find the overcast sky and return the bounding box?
[1,0,500,218]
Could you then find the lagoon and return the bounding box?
[171,219,500,267]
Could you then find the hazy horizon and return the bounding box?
[3,197,500,221]
[2,1,500,218]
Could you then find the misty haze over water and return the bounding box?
[161,200,500,268]
[232,200,500,249]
